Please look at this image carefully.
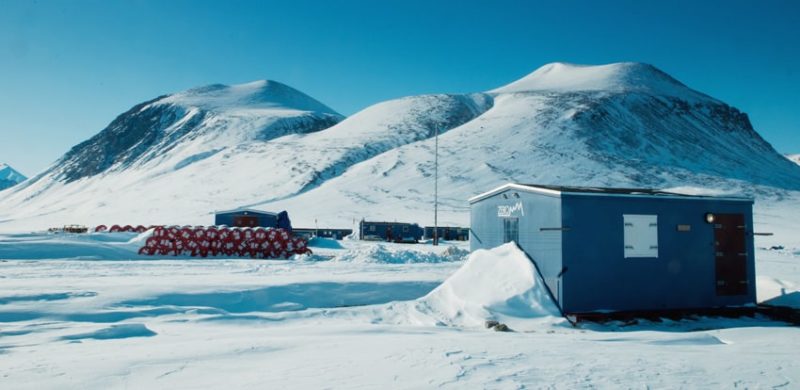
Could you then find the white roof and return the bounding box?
[468,183,753,204]
[214,208,278,216]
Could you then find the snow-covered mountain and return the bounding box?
[1,62,799,231]
[0,163,26,191]
[787,154,800,166]
[50,80,343,183]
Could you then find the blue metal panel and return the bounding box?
[470,190,564,304]
[561,194,755,313]
[424,226,470,241]
[359,221,423,242]
[214,211,278,228]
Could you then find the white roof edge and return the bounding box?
[468,183,562,203]
[569,192,753,202]
[469,183,754,203]
[214,208,279,216]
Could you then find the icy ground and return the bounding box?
[1,203,799,388]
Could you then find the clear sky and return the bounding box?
[1,0,798,176]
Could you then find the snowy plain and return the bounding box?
[1,195,799,389]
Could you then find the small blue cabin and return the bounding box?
[359,220,423,243]
[470,183,756,314]
[214,208,293,231]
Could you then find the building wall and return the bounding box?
[470,190,564,303]
[359,222,423,242]
[561,194,755,313]
[214,212,278,228]
[295,228,353,240]
[424,226,469,241]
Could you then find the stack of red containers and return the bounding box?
[134,225,311,258]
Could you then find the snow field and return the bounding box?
[1,231,799,388]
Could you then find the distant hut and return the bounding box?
[214,208,293,231]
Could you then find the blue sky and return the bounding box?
[1,0,798,175]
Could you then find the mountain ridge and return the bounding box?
[44,80,344,184]
[1,62,798,230]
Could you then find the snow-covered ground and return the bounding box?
[1,198,799,388]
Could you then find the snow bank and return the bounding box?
[60,324,156,341]
[0,232,145,260]
[307,237,344,249]
[403,243,562,330]
[759,276,800,309]
[332,244,468,264]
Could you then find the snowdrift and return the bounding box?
[0,232,147,260]
[331,244,468,264]
[0,227,311,260]
[758,276,800,309]
[397,243,562,330]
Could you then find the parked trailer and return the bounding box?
[49,225,89,234]
[359,220,423,243]
[423,226,470,241]
[294,228,353,240]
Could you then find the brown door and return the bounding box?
[233,216,258,227]
[714,214,748,296]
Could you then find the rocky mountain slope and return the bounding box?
[1,62,798,230]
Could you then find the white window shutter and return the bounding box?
[623,214,659,258]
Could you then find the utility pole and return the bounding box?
[434,127,439,246]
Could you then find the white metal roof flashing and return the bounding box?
[214,208,278,216]
[468,183,562,203]
[468,183,754,204]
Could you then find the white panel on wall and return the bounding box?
[623,214,659,258]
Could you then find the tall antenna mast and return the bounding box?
[434,127,439,246]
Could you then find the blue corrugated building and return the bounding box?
[214,208,293,231]
[469,183,756,314]
[294,228,354,240]
[359,220,423,243]
[424,226,470,241]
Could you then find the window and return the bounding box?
[623,214,658,258]
[503,218,519,243]
[369,225,376,232]
[403,226,409,232]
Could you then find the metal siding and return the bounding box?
[360,222,423,241]
[470,190,564,306]
[213,212,278,228]
[561,195,755,313]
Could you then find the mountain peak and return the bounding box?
[0,163,26,190]
[490,62,697,98]
[155,79,341,116]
